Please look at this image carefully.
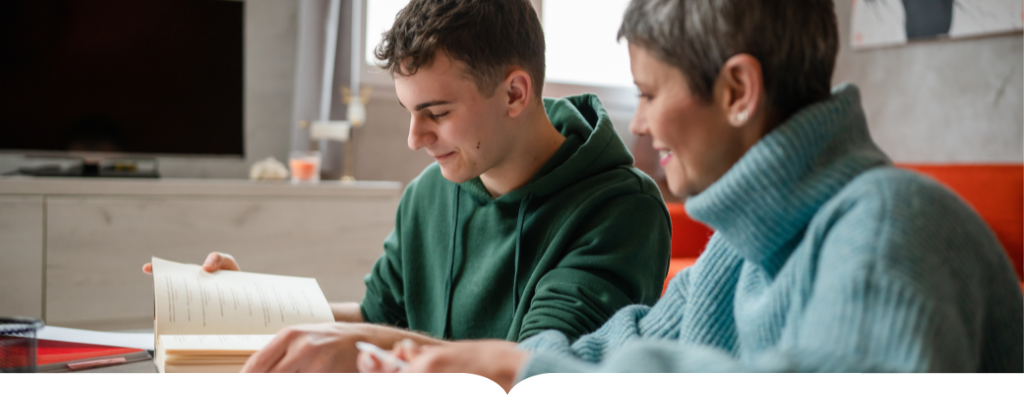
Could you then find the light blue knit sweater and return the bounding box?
[516,84,1023,376]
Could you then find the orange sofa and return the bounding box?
[663,164,1024,295]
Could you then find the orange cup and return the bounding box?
[289,151,321,183]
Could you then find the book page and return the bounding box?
[161,335,275,353]
[152,257,334,337]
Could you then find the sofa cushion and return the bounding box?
[666,202,714,259]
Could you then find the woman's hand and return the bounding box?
[142,252,240,274]
[357,339,529,393]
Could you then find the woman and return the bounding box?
[358,0,1023,386]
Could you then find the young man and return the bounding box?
[145,0,670,372]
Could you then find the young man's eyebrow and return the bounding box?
[398,100,451,111]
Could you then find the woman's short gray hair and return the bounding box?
[618,0,838,118]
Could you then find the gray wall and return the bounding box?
[0,0,299,178]
[832,0,1023,163]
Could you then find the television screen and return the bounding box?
[0,0,244,157]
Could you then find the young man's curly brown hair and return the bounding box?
[373,0,546,100]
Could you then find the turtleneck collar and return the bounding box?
[685,83,891,273]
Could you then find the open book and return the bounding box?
[151,257,334,372]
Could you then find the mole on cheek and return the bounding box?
[476,141,480,150]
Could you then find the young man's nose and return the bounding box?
[407,117,436,151]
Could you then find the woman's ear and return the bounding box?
[504,68,532,118]
[718,54,764,128]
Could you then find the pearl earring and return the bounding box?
[733,111,748,125]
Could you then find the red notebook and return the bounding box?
[39,339,149,369]
[1,337,150,372]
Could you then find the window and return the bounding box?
[365,0,410,67]
[542,0,633,88]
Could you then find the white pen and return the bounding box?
[355,341,410,370]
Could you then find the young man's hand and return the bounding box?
[241,323,444,373]
[357,339,529,392]
[141,251,240,275]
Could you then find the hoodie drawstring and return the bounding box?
[511,193,534,319]
[442,185,461,339]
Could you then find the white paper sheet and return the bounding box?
[36,326,155,351]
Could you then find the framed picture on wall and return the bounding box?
[851,0,1024,49]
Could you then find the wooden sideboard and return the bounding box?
[0,177,402,331]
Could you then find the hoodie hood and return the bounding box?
[457,94,635,203]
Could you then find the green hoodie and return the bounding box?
[360,94,670,342]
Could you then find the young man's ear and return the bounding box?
[504,69,532,118]
[717,54,764,128]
